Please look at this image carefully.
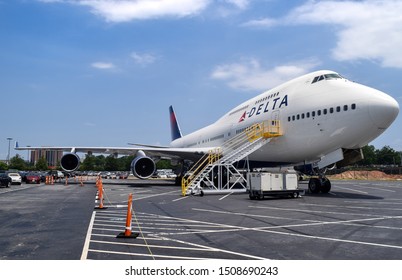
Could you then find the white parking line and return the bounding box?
[80,211,96,260]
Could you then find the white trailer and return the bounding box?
[247,171,304,200]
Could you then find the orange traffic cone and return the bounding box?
[116,193,139,238]
[94,179,107,210]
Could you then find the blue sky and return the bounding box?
[1,0,402,160]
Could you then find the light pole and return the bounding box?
[27,145,31,165]
[6,137,12,165]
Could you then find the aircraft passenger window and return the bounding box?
[330,108,334,113]
[312,111,316,117]
[297,114,300,120]
[301,113,305,119]
[336,106,341,112]
[292,116,295,121]
[352,103,356,110]
[307,112,310,118]
[344,105,348,111]
[317,110,321,116]
[323,109,327,115]
[288,117,291,122]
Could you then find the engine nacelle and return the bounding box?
[131,150,156,179]
[60,153,81,172]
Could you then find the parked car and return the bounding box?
[47,170,65,179]
[26,173,41,184]
[8,173,22,185]
[0,173,11,188]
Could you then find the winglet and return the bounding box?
[169,106,182,141]
[14,141,19,149]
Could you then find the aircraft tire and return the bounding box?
[320,179,331,193]
[308,178,321,194]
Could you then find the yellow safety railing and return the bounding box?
[262,120,282,138]
[181,148,221,196]
[181,120,282,196]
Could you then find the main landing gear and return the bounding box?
[308,176,331,194]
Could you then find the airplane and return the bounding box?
[15,70,399,194]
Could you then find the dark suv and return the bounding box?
[0,173,11,188]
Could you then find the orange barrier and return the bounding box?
[94,177,107,210]
[116,193,139,239]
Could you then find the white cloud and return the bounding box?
[211,58,319,91]
[40,0,211,22]
[241,18,277,28]
[91,62,116,69]
[130,52,157,66]
[243,0,402,68]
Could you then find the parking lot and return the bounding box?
[1,178,402,260]
[82,179,402,260]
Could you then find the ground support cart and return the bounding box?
[247,171,304,200]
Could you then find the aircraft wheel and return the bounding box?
[308,178,321,194]
[320,179,331,193]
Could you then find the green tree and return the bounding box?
[377,145,398,165]
[35,157,48,170]
[81,155,96,171]
[8,154,27,170]
[0,161,8,170]
[105,155,119,171]
[361,145,377,165]
[156,159,172,169]
[94,155,106,171]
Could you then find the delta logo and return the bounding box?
[238,94,288,123]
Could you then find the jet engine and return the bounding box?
[60,153,81,172]
[131,150,156,179]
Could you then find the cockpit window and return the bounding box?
[312,73,343,84]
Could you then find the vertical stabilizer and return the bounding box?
[169,106,183,141]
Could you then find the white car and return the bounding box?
[8,173,22,185]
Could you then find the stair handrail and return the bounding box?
[181,148,221,196]
[181,120,282,196]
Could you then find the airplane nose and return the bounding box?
[368,94,399,129]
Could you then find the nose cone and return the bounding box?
[369,94,399,129]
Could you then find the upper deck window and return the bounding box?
[311,73,343,84]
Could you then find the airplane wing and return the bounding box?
[15,142,212,161]
[14,106,214,178]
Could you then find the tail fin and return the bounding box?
[169,105,182,141]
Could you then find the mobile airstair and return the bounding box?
[181,120,282,196]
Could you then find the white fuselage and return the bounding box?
[171,70,399,166]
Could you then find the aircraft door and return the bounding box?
[271,110,280,126]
